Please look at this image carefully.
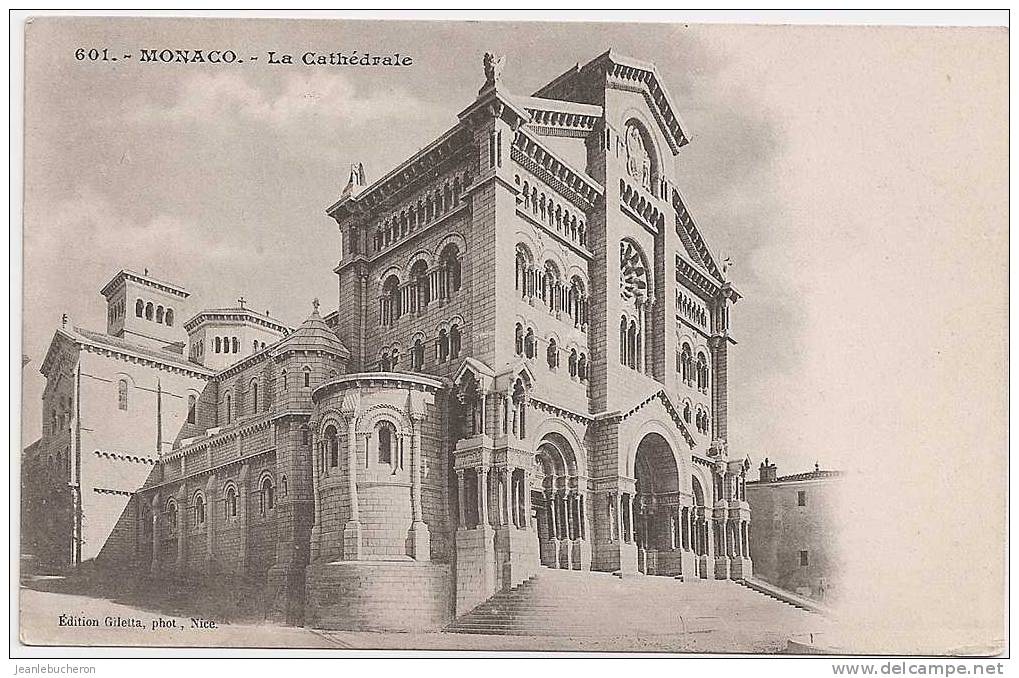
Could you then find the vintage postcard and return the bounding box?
[14,13,1008,659]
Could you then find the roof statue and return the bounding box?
[481,52,505,92]
[340,162,366,199]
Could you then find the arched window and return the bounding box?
[697,352,709,392]
[450,324,461,360]
[215,337,221,353]
[165,309,174,326]
[377,421,396,465]
[325,424,339,467]
[546,338,558,369]
[281,370,287,390]
[251,380,259,413]
[259,477,275,515]
[303,366,311,388]
[390,347,400,370]
[681,343,693,384]
[569,349,578,378]
[194,492,206,527]
[226,485,238,517]
[578,353,588,382]
[515,244,533,297]
[683,402,692,424]
[253,340,259,352]
[225,392,232,424]
[167,500,178,535]
[412,337,425,371]
[379,351,391,371]
[620,316,629,365]
[145,302,153,320]
[281,475,288,497]
[232,337,239,354]
[135,299,144,317]
[187,394,196,424]
[524,328,535,359]
[411,260,429,312]
[515,323,524,356]
[382,274,401,324]
[437,329,449,362]
[440,244,463,297]
[156,306,164,324]
[117,379,128,411]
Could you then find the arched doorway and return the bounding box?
[633,432,682,575]
[533,433,586,570]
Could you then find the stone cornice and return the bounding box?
[327,125,473,224]
[529,397,592,425]
[312,371,445,404]
[511,128,602,211]
[673,188,724,283]
[620,389,696,449]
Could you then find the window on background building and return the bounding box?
[225,393,232,424]
[135,299,144,317]
[797,490,807,507]
[224,486,237,517]
[799,550,809,567]
[117,379,128,411]
[167,501,178,534]
[303,367,311,388]
[251,380,259,413]
[578,353,588,382]
[156,306,164,324]
[215,337,221,353]
[145,302,153,320]
[569,349,578,378]
[194,493,206,527]
[165,309,174,326]
[187,394,196,424]
[232,337,239,354]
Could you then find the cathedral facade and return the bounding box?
[27,50,750,631]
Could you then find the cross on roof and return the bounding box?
[237,296,246,309]
[312,297,320,312]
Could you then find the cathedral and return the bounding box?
[26,50,751,631]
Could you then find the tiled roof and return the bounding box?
[748,469,844,485]
[277,308,350,357]
[71,326,213,375]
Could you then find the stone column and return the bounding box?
[523,469,533,529]
[175,485,187,572]
[456,470,466,527]
[309,428,322,561]
[477,467,489,529]
[408,412,430,561]
[149,493,160,573]
[205,474,216,573]
[342,414,362,560]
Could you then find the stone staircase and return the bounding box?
[447,566,822,638]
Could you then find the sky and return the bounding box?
[19,17,1008,645]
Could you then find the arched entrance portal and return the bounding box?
[532,433,587,570]
[633,432,683,575]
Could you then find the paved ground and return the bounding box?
[18,570,831,653]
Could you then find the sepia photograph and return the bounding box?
[11,10,1009,665]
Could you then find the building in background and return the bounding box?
[746,459,843,602]
[23,269,288,567]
